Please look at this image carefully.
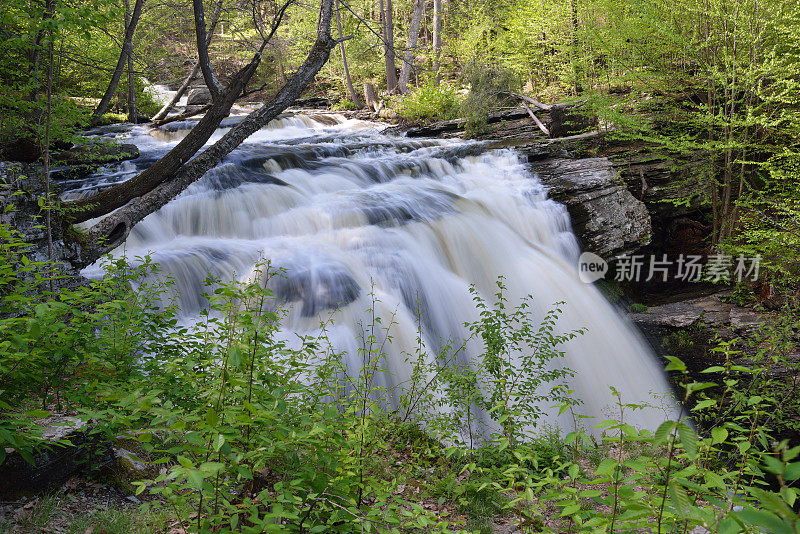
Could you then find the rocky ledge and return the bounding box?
[529,157,652,259]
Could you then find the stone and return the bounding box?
[530,157,652,259]
[630,301,704,329]
[187,86,212,105]
[0,416,113,498]
[0,162,85,286]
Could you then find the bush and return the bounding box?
[394,80,462,122]
[459,64,523,136]
[4,221,800,533]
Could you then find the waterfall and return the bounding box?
[67,113,679,437]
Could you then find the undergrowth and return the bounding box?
[1,222,799,533]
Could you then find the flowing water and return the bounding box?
[62,111,679,436]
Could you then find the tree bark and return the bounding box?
[76,0,338,266]
[123,0,137,123]
[363,81,380,111]
[151,0,223,121]
[192,0,223,97]
[90,0,145,126]
[570,0,582,94]
[43,0,56,292]
[397,0,424,93]
[379,0,397,91]
[336,0,363,107]
[433,0,442,83]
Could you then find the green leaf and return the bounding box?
[677,423,697,460]
[228,346,243,368]
[716,517,740,534]
[595,458,617,477]
[214,433,226,452]
[669,480,690,517]
[784,462,800,481]
[560,503,581,516]
[733,507,789,533]
[665,356,687,372]
[711,427,728,445]
[654,420,676,446]
[205,408,218,427]
[186,468,205,490]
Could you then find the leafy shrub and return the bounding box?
[458,63,523,137]
[394,80,462,122]
[3,219,800,533]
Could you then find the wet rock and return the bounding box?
[187,85,212,105]
[609,148,710,257]
[0,416,113,498]
[0,162,84,284]
[630,302,704,329]
[293,96,332,109]
[531,157,652,259]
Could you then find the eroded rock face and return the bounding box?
[610,151,710,257]
[530,157,652,259]
[0,162,83,284]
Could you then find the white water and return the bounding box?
[66,113,679,437]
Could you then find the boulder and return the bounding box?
[530,157,652,259]
[187,86,212,106]
[0,416,113,498]
[0,137,42,163]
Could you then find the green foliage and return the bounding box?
[628,302,648,313]
[394,80,462,123]
[1,236,800,533]
[458,64,523,137]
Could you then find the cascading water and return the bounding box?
[64,111,679,436]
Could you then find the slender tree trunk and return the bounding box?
[192,0,223,96]
[43,0,56,292]
[433,0,442,83]
[151,63,201,121]
[91,0,145,125]
[336,0,363,107]
[398,0,424,93]
[151,0,223,121]
[570,0,582,94]
[379,0,397,91]
[123,0,137,123]
[74,0,338,265]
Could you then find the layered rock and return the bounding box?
[0,162,83,282]
[529,157,652,259]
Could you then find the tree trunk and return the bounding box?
[123,0,137,123]
[363,81,380,111]
[433,0,442,83]
[43,0,56,292]
[75,0,338,265]
[90,0,145,126]
[570,0,582,94]
[336,0,363,107]
[379,0,397,91]
[151,0,223,121]
[397,0,424,93]
[192,0,223,96]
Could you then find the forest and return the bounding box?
[1,0,800,532]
